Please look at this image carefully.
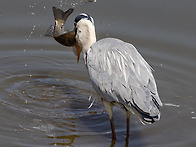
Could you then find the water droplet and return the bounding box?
[191,116,196,120]
[89,0,96,2]
[32,25,36,30]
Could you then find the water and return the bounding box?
[1,0,196,146]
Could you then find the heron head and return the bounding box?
[73,13,96,63]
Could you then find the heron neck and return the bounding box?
[76,19,96,63]
[83,28,96,50]
[82,26,96,63]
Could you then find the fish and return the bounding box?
[45,7,76,47]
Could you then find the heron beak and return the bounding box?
[75,41,82,63]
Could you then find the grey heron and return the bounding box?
[46,7,163,141]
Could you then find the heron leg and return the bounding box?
[126,111,131,146]
[102,99,116,141]
[126,111,131,136]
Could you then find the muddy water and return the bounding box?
[1,0,196,146]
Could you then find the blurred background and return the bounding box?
[0,0,196,146]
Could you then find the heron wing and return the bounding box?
[87,38,162,122]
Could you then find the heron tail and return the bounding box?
[131,100,161,124]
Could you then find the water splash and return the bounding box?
[88,95,96,109]
[191,117,196,120]
[163,103,180,107]
[26,25,36,41]
[18,119,55,134]
[88,0,97,2]
[56,0,94,9]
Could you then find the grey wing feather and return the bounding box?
[87,38,162,123]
